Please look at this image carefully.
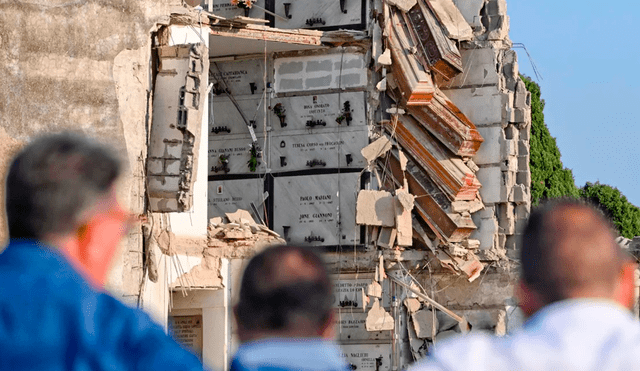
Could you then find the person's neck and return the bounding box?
[44,234,103,290]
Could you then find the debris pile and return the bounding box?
[355,0,493,281]
[208,209,286,249]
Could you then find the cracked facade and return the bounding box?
[0,0,530,369]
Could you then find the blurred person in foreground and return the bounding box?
[0,133,204,370]
[410,199,640,371]
[231,245,349,371]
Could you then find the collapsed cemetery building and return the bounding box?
[0,0,531,369]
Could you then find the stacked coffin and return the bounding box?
[374,0,485,281]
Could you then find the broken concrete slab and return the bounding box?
[377,227,397,249]
[404,298,421,313]
[356,190,396,227]
[387,0,417,12]
[366,298,395,331]
[367,281,383,298]
[361,136,393,165]
[395,189,415,246]
[425,0,473,40]
[412,308,439,339]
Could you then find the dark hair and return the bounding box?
[520,198,623,303]
[236,245,333,332]
[6,132,121,239]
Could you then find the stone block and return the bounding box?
[514,79,528,109]
[470,214,499,250]
[441,87,504,126]
[518,140,529,157]
[498,203,515,235]
[505,234,518,250]
[504,124,519,140]
[519,124,531,141]
[356,190,396,227]
[500,156,518,173]
[501,139,517,157]
[512,185,529,204]
[411,309,438,339]
[487,15,510,41]
[516,171,531,187]
[518,156,530,172]
[453,0,486,30]
[502,170,516,193]
[515,204,530,221]
[513,108,527,123]
[476,166,502,204]
[440,48,499,88]
[498,233,507,250]
[474,126,503,165]
[377,227,397,249]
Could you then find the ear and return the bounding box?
[516,280,544,318]
[614,261,637,310]
[319,309,336,339]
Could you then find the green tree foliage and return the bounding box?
[522,75,580,205]
[581,182,640,239]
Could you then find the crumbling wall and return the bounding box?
[0,0,186,306]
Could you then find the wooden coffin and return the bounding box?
[383,151,476,243]
[405,1,463,81]
[387,6,435,105]
[383,115,481,201]
[407,89,483,157]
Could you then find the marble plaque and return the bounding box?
[339,344,391,371]
[169,315,203,359]
[274,52,367,93]
[273,0,366,30]
[207,178,266,219]
[210,58,267,99]
[273,172,360,246]
[271,127,368,171]
[269,92,366,132]
[331,274,391,309]
[209,135,268,175]
[209,95,267,137]
[335,311,393,343]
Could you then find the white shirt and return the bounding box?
[409,299,640,371]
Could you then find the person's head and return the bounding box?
[5,132,128,287]
[234,245,335,342]
[518,198,637,317]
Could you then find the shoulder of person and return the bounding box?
[409,332,500,371]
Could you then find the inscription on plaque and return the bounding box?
[169,315,203,359]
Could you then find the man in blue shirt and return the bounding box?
[0,133,204,370]
[409,199,640,371]
[231,245,349,371]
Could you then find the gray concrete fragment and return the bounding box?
[427,0,474,40]
[356,190,396,227]
[366,299,395,331]
[435,329,458,343]
[404,298,421,314]
[361,137,393,165]
[412,309,439,339]
[377,227,397,249]
[386,0,417,12]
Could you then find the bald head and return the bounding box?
[235,245,333,340]
[521,199,629,305]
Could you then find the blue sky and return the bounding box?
[507,2,640,206]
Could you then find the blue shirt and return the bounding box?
[230,338,349,371]
[0,239,204,370]
[409,299,640,371]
